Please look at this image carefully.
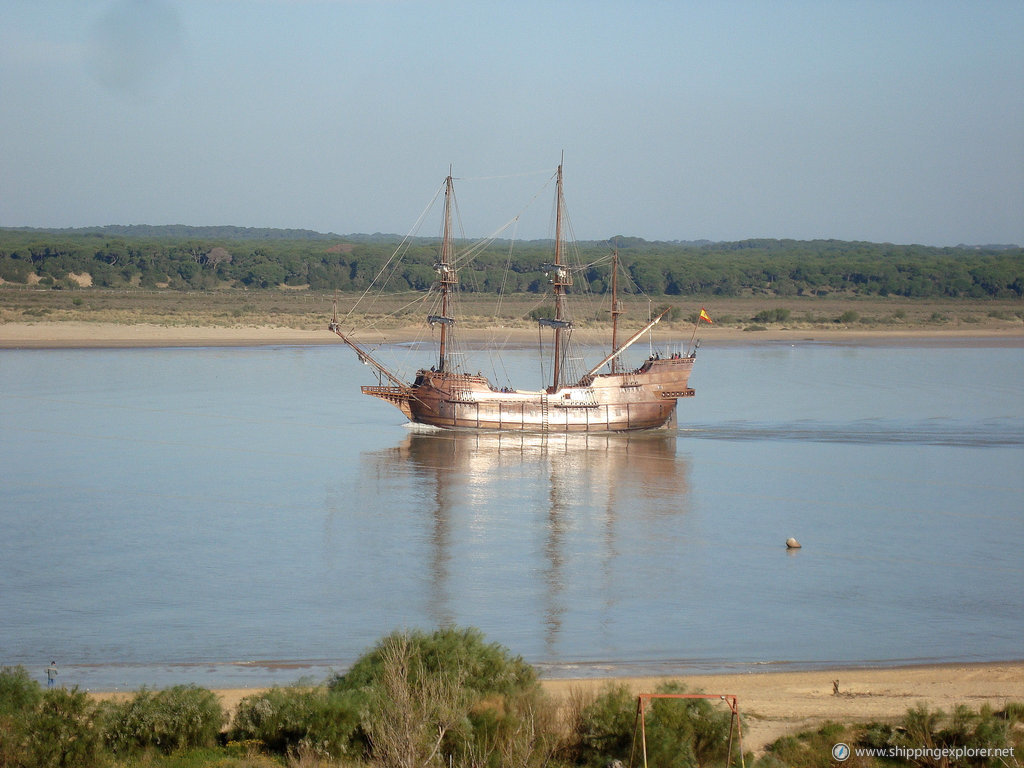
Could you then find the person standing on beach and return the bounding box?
[46,661,58,688]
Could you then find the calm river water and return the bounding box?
[2,339,1022,690]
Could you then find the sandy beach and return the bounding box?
[2,320,1023,348]
[87,663,1024,754]
[541,663,1024,752]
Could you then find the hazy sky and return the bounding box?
[2,0,1022,245]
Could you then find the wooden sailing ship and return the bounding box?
[329,163,702,432]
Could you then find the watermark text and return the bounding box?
[832,742,1016,762]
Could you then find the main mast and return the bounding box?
[542,160,573,391]
[553,163,565,388]
[430,173,457,372]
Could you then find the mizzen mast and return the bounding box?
[581,308,672,380]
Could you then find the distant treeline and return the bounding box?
[1,226,1021,299]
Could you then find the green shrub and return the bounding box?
[752,308,791,323]
[123,746,282,767]
[858,721,897,753]
[836,310,860,324]
[656,304,683,321]
[0,709,26,767]
[230,685,360,758]
[564,681,739,768]
[0,666,42,716]
[1003,700,1024,724]
[568,683,636,767]
[0,673,97,768]
[101,684,224,754]
[19,687,105,768]
[712,313,742,325]
[642,682,735,768]
[329,626,547,767]
[763,720,854,768]
[894,702,1014,766]
[331,626,538,703]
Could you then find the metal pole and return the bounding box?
[640,697,649,768]
[628,699,641,768]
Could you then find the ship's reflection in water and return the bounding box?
[358,428,690,655]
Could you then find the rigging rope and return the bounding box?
[342,181,445,329]
[338,166,667,387]
[452,168,553,182]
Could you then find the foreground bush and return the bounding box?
[332,626,539,702]
[0,665,43,717]
[564,681,738,768]
[0,684,105,768]
[230,684,360,758]
[329,626,553,767]
[866,702,1018,768]
[757,721,852,768]
[757,702,1024,768]
[100,684,224,754]
[642,682,735,767]
[565,683,636,767]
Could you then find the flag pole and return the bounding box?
[689,307,712,353]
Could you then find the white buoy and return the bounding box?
[786,537,801,549]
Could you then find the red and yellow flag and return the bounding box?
[699,308,713,324]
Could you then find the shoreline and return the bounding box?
[84,660,1024,753]
[2,321,1023,349]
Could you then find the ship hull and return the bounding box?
[363,355,695,433]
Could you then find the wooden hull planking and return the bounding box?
[362,355,695,432]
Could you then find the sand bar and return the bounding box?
[2,321,1023,348]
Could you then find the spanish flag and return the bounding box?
[699,308,713,324]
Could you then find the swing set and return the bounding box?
[628,693,745,768]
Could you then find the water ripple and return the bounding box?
[680,418,1024,447]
